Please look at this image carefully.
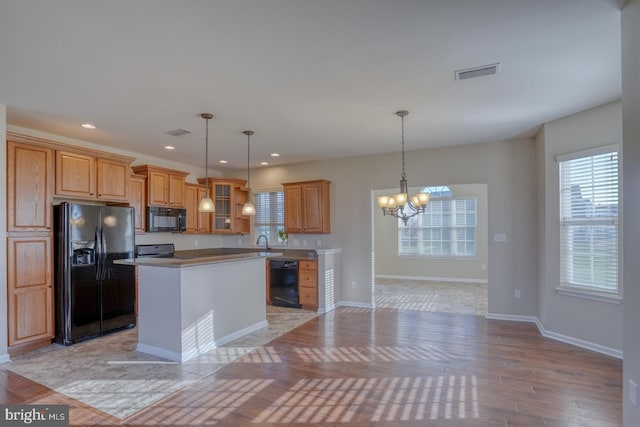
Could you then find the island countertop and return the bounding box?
[115,251,283,268]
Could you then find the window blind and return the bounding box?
[254,191,285,243]
[559,150,619,293]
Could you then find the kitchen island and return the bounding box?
[117,252,274,362]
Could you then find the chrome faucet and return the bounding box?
[256,234,270,252]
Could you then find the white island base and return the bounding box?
[135,256,267,362]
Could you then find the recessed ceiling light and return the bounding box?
[219,160,228,164]
[81,123,96,129]
[164,145,176,150]
[270,153,280,157]
[260,162,269,166]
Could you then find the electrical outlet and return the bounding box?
[481,264,486,270]
[630,380,637,406]
[514,290,521,300]
[494,233,507,242]
[303,239,308,247]
[194,239,199,247]
[351,281,356,289]
[316,239,322,248]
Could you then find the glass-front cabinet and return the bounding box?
[197,177,250,234]
[214,182,232,231]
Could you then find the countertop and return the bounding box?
[174,247,319,260]
[115,246,322,268]
[115,251,282,268]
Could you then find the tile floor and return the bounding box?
[6,305,318,419]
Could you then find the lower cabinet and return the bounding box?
[298,260,318,310]
[7,234,54,349]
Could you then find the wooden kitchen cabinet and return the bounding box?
[198,177,250,234]
[97,158,129,201]
[132,165,188,208]
[170,174,186,207]
[298,259,318,310]
[55,150,96,198]
[56,150,132,202]
[7,234,54,348]
[129,174,147,233]
[7,141,54,232]
[283,180,331,234]
[185,183,212,233]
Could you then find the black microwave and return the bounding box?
[146,207,186,232]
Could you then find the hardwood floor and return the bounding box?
[0,307,622,426]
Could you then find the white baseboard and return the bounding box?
[0,354,11,364]
[376,274,488,284]
[336,300,375,309]
[137,320,269,363]
[136,343,183,362]
[485,313,538,323]
[214,320,268,348]
[485,312,623,359]
[536,321,623,359]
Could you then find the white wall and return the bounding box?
[373,183,488,282]
[537,101,623,353]
[7,125,225,251]
[622,0,640,424]
[239,137,538,316]
[0,104,8,363]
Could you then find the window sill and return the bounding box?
[555,287,621,304]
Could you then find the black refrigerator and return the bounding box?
[54,202,136,345]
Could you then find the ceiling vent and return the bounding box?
[165,128,192,137]
[454,63,501,81]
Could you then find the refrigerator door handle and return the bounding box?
[94,226,101,280]
[101,229,108,280]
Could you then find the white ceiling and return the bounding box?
[0,0,621,169]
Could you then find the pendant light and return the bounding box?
[198,113,215,212]
[241,130,257,216]
[377,110,430,225]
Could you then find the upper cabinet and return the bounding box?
[283,179,331,234]
[7,141,54,232]
[197,177,250,234]
[132,165,188,208]
[129,174,147,233]
[97,158,129,201]
[55,149,133,202]
[185,183,212,234]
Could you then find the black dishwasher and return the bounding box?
[269,258,301,308]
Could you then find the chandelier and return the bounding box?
[376,110,430,225]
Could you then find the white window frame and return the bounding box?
[253,189,286,246]
[398,196,477,258]
[557,144,620,300]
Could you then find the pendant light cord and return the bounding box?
[205,116,209,197]
[401,113,406,180]
[247,132,250,189]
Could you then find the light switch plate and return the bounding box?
[630,380,637,406]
